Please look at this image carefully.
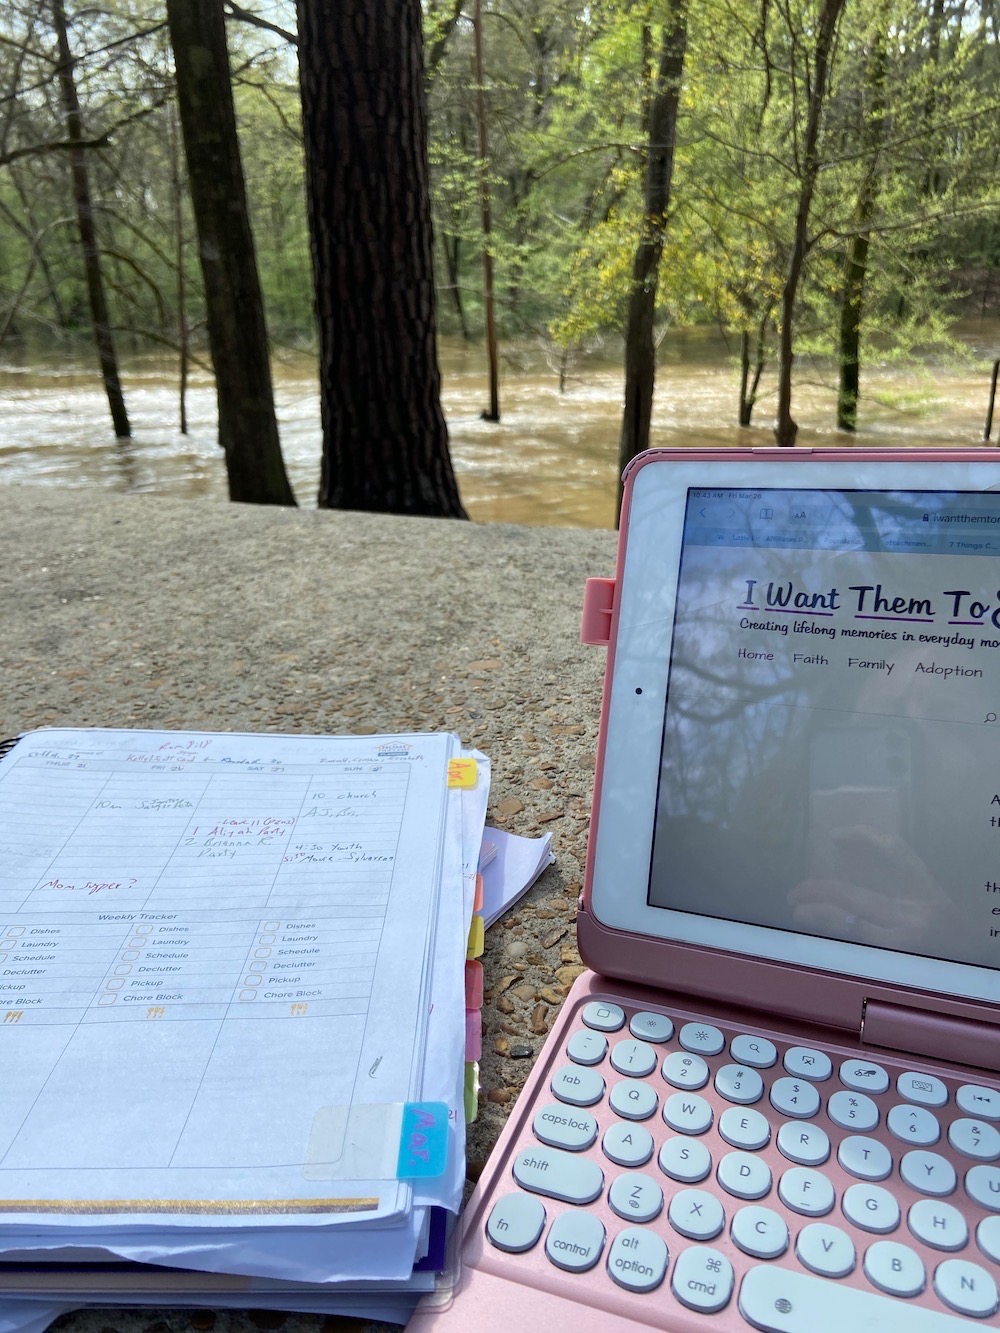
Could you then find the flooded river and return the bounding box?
[1,325,998,529]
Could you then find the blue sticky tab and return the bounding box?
[397,1101,449,1179]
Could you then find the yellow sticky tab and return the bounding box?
[448,758,478,789]
[466,914,484,960]
[464,1062,480,1123]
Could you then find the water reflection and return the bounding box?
[1,325,998,530]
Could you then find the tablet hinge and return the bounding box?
[581,577,616,646]
[863,998,1000,1074]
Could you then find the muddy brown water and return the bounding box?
[1,326,998,529]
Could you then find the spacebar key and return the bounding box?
[739,1266,972,1332]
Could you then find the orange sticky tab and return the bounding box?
[474,873,484,912]
[447,758,478,789]
[466,914,484,960]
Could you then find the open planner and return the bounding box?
[414,448,1000,1332]
[0,726,490,1327]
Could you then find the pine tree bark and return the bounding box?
[166,0,295,505]
[298,0,467,517]
[617,2,688,518]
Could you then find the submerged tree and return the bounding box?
[166,0,295,505]
[618,0,689,504]
[297,0,466,517]
[51,0,130,439]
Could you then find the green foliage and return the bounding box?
[1,0,998,436]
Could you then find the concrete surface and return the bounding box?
[0,487,619,1333]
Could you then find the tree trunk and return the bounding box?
[617,1,688,517]
[773,0,847,448]
[166,0,296,505]
[51,0,130,439]
[298,0,467,517]
[837,18,887,432]
[473,0,500,422]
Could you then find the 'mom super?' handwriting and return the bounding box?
[741,580,1000,626]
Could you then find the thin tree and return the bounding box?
[51,0,130,439]
[773,0,848,448]
[297,0,467,517]
[165,0,296,505]
[618,0,689,516]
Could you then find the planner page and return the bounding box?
[0,728,458,1228]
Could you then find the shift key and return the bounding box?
[513,1145,604,1203]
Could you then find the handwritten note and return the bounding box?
[0,727,461,1228]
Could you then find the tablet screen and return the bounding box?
[650,485,1000,970]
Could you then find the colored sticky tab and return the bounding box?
[465,1008,482,1062]
[465,959,484,1009]
[464,1063,480,1123]
[447,757,478,789]
[473,872,484,912]
[466,913,484,960]
[397,1102,449,1179]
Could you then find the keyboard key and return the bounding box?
[783,1046,832,1081]
[606,1226,668,1293]
[837,1135,891,1181]
[900,1149,956,1197]
[731,1204,788,1259]
[581,1000,624,1032]
[602,1121,653,1168]
[842,1182,900,1234]
[717,1150,771,1200]
[719,1106,771,1151]
[776,1120,829,1166]
[778,1166,834,1217]
[908,1198,968,1252]
[678,1021,725,1055]
[628,1010,673,1043]
[671,1244,733,1313]
[608,1170,663,1223]
[608,1076,658,1121]
[661,1050,709,1090]
[550,1063,604,1107]
[566,1029,607,1066]
[827,1089,879,1132]
[897,1071,948,1108]
[795,1221,856,1277]
[887,1102,940,1146]
[934,1257,999,1317]
[668,1187,725,1241]
[532,1103,598,1151]
[976,1214,1000,1264]
[949,1117,1000,1161]
[730,1034,777,1068]
[966,1163,1000,1211]
[658,1135,712,1184]
[512,1145,603,1204]
[485,1192,545,1252]
[663,1091,713,1135]
[544,1209,605,1272]
[863,1239,926,1297]
[609,1038,657,1078]
[740,1262,978,1330]
[957,1084,1000,1121]
[714,1063,764,1106]
[840,1058,889,1094]
[769,1077,820,1119]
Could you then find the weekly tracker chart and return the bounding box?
[0,727,465,1228]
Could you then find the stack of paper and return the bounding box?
[0,727,492,1328]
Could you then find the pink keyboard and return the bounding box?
[462,984,1000,1330]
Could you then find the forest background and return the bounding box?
[1,0,999,522]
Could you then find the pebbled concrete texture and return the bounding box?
[0,487,618,1333]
